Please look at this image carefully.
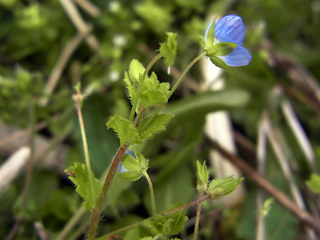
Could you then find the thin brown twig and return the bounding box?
[39,30,90,106]
[87,145,128,240]
[59,0,100,53]
[6,218,22,240]
[34,221,50,240]
[264,40,320,108]
[72,0,101,17]
[280,82,320,117]
[206,137,320,235]
[0,121,47,149]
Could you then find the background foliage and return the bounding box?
[0,0,319,239]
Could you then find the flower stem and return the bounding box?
[74,90,97,225]
[143,171,156,216]
[129,54,162,122]
[87,145,128,240]
[193,193,203,240]
[74,90,92,171]
[169,52,206,97]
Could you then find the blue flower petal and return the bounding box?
[118,161,128,173]
[214,15,245,45]
[125,150,135,158]
[118,150,135,174]
[204,19,214,40]
[220,46,252,67]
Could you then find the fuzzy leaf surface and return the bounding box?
[140,72,170,108]
[119,151,149,181]
[140,208,188,237]
[124,71,137,104]
[65,163,101,210]
[106,115,141,146]
[129,59,145,83]
[160,32,177,66]
[196,160,209,193]
[208,175,243,199]
[138,114,174,140]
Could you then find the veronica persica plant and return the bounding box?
[204,15,252,67]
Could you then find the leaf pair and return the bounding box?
[124,59,171,111]
[106,114,174,147]
[140,208,188,239]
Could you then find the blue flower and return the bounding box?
[205,15,252,67]
[125,150,135,158]
[118,150,136,174]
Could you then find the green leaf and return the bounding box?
[140,72,171,108]
[124,71,137,104]
[207,42,237,56]
[160,32,177,66]
[129,59,145,83]
[196,160,208,193]
[160,90,249,123]
[119,151,149,181]
[65,163,102,210]
[138,114,174,140]
[209,55,232,71]
[204,18,216,47]
[140,208,188,237]
[207,176,244,199]
[106,114,142,146]
[164,210,189,235]
[306,173,320,193]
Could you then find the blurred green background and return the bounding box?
[0,0,319,239]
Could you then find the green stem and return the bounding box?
[169,52,206,97]
[143,171,156,216]
[74,91,91,170]
[74,91,97,233]
[193,193,203,240]
[129,54,162,122]
[87,145,128,240]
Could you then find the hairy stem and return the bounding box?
[193,193,203,240]
[87,145,128,240]
[74,91,91,170]
[169,52,206,97]
[129,54,162,122]
[74,90,97,231]
[143,171,156,216]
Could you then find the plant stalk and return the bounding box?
[193,193,203,240]
[169,52,206,97]
[74,91,92,170]
[87,145,128,240]
[143,171,156,216]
